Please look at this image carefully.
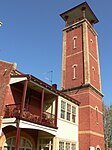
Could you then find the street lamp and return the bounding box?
[0,22,3,26]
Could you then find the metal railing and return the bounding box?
[4,104,21,118]
[4,104,56,128]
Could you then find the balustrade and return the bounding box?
[4,104,56,128]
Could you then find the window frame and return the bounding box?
[72,106,76,123]
[59,141,76,150]
[59,141,64,150]
[92,66,95,81]
[95,106,98,124]
[72,64,77,80]
[3,136,32,150]
[39,138,53,150]
[67,103,71,121]
[60,99,77,124]
[60,100,66,119]
[73,36,77,49]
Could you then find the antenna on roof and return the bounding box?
[43,70,53,85]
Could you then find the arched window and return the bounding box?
[72,64,77,79]
[3,136,32,150]
[92,66,95,81]
[95,106,98,124]
[96,145,101,150]
[73,36,77,49]
[90,38,94,52]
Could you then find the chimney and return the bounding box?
[52,84,57,89]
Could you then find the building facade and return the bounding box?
[0,2,105,150]
[0,60,79,150]
[60,2,105,150]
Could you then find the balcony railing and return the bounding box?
[4,104,21,118]
[4,104,56,128]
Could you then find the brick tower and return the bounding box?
[60,2,105,150]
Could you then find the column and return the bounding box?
[20,80,28,118]
[40,89,44,123]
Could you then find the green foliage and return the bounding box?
[103,102,112,149]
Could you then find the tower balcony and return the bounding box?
[60,2,99,27]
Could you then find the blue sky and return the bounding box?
[0,0,111,106]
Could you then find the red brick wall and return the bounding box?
[4,86,15,105]
[65,25,84,88]
[29,96,41,115]
[90,134,105,150]
[64,87,105,150]
[88,28,97,59]
[88,27,101,91]
[61,13,105,149]
[4,85,22,106]
[0,60,15,133]
[89,90,103,112]
[79,134,90,150]
[0,61,15,115]
[79,133,105,150]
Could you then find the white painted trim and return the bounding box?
[19,120,57,135]
[2,118,17,128]
[79,130,104,138]
[83,21,90,83]
[2,118,57,136]
[61,30,66,89]
[10,77,27,84]
[66,51,82,58]
[95,35,102,92]
[79,105,103,114]
[89,52,97,62]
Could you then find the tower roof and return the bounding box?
[60,2,99,24]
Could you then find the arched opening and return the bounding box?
[96,148,100,150]
[92,66,95,81]
[3,136,32,150]
[96,145,101,150]
[95,106,98,124]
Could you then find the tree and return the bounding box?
[103,102,112,149]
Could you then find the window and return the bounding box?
[3,137,32,150]
[90,39,93,43]
[71,144,76,150]
[59,141,76,150]
[96,106,98,124]
[72,106,76,123]
[61,101,66,119]
[59,142,64,150]
[96,145,101,150]
[60,100,77,123]
[90,39,94,52]
[92,66,95,81]
[72,65,77,79]
[66,143,70,150]
[67,104,71,121]
[39,138,53,150]
[73,36,77,49]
